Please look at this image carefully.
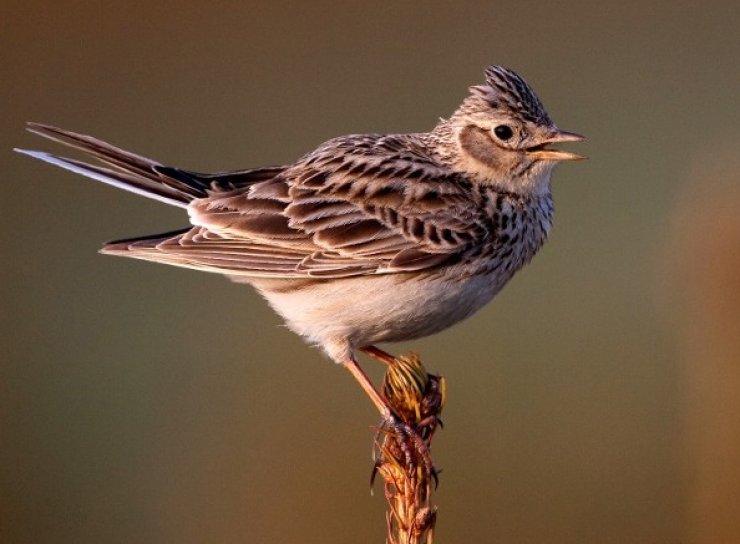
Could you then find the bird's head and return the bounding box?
[435,65,584,195]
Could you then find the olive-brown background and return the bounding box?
[2,2,739,543]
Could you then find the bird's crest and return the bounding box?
[468,65,552,126]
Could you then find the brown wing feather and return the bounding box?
[103,227,310,278]
[113,134,488,279]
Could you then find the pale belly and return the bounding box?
[251,268,511,361]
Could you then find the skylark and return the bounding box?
[17,65,583,449]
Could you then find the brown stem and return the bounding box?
[372,352,445,544]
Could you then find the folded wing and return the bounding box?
[20,125,487,280]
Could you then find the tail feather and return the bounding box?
[15,122,292,268]
[16,123,211,207]
[14,149,192,207]
[26,122,161,178]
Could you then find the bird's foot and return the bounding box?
[378,412,436,480]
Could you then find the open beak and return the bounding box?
[526,129,586,161]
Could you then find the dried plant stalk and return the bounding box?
[373,353,446,544]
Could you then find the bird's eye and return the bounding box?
[493,125,514,141]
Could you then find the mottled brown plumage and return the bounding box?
[16,65,583,451]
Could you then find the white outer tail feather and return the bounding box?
[13,148,189,208]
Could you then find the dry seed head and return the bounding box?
[375,353,445,544]
[382,353,430,422]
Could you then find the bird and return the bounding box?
[16,65,583,452]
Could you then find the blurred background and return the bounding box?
[2,2,739,543]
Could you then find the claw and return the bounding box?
[383,413,434,478]
[370,461,380,487]
[431,467,443,489]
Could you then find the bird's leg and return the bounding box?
[342,355,433,476]
[361,345,396,366]
[342,356,392,419]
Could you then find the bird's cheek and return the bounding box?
[458,125,501,169]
